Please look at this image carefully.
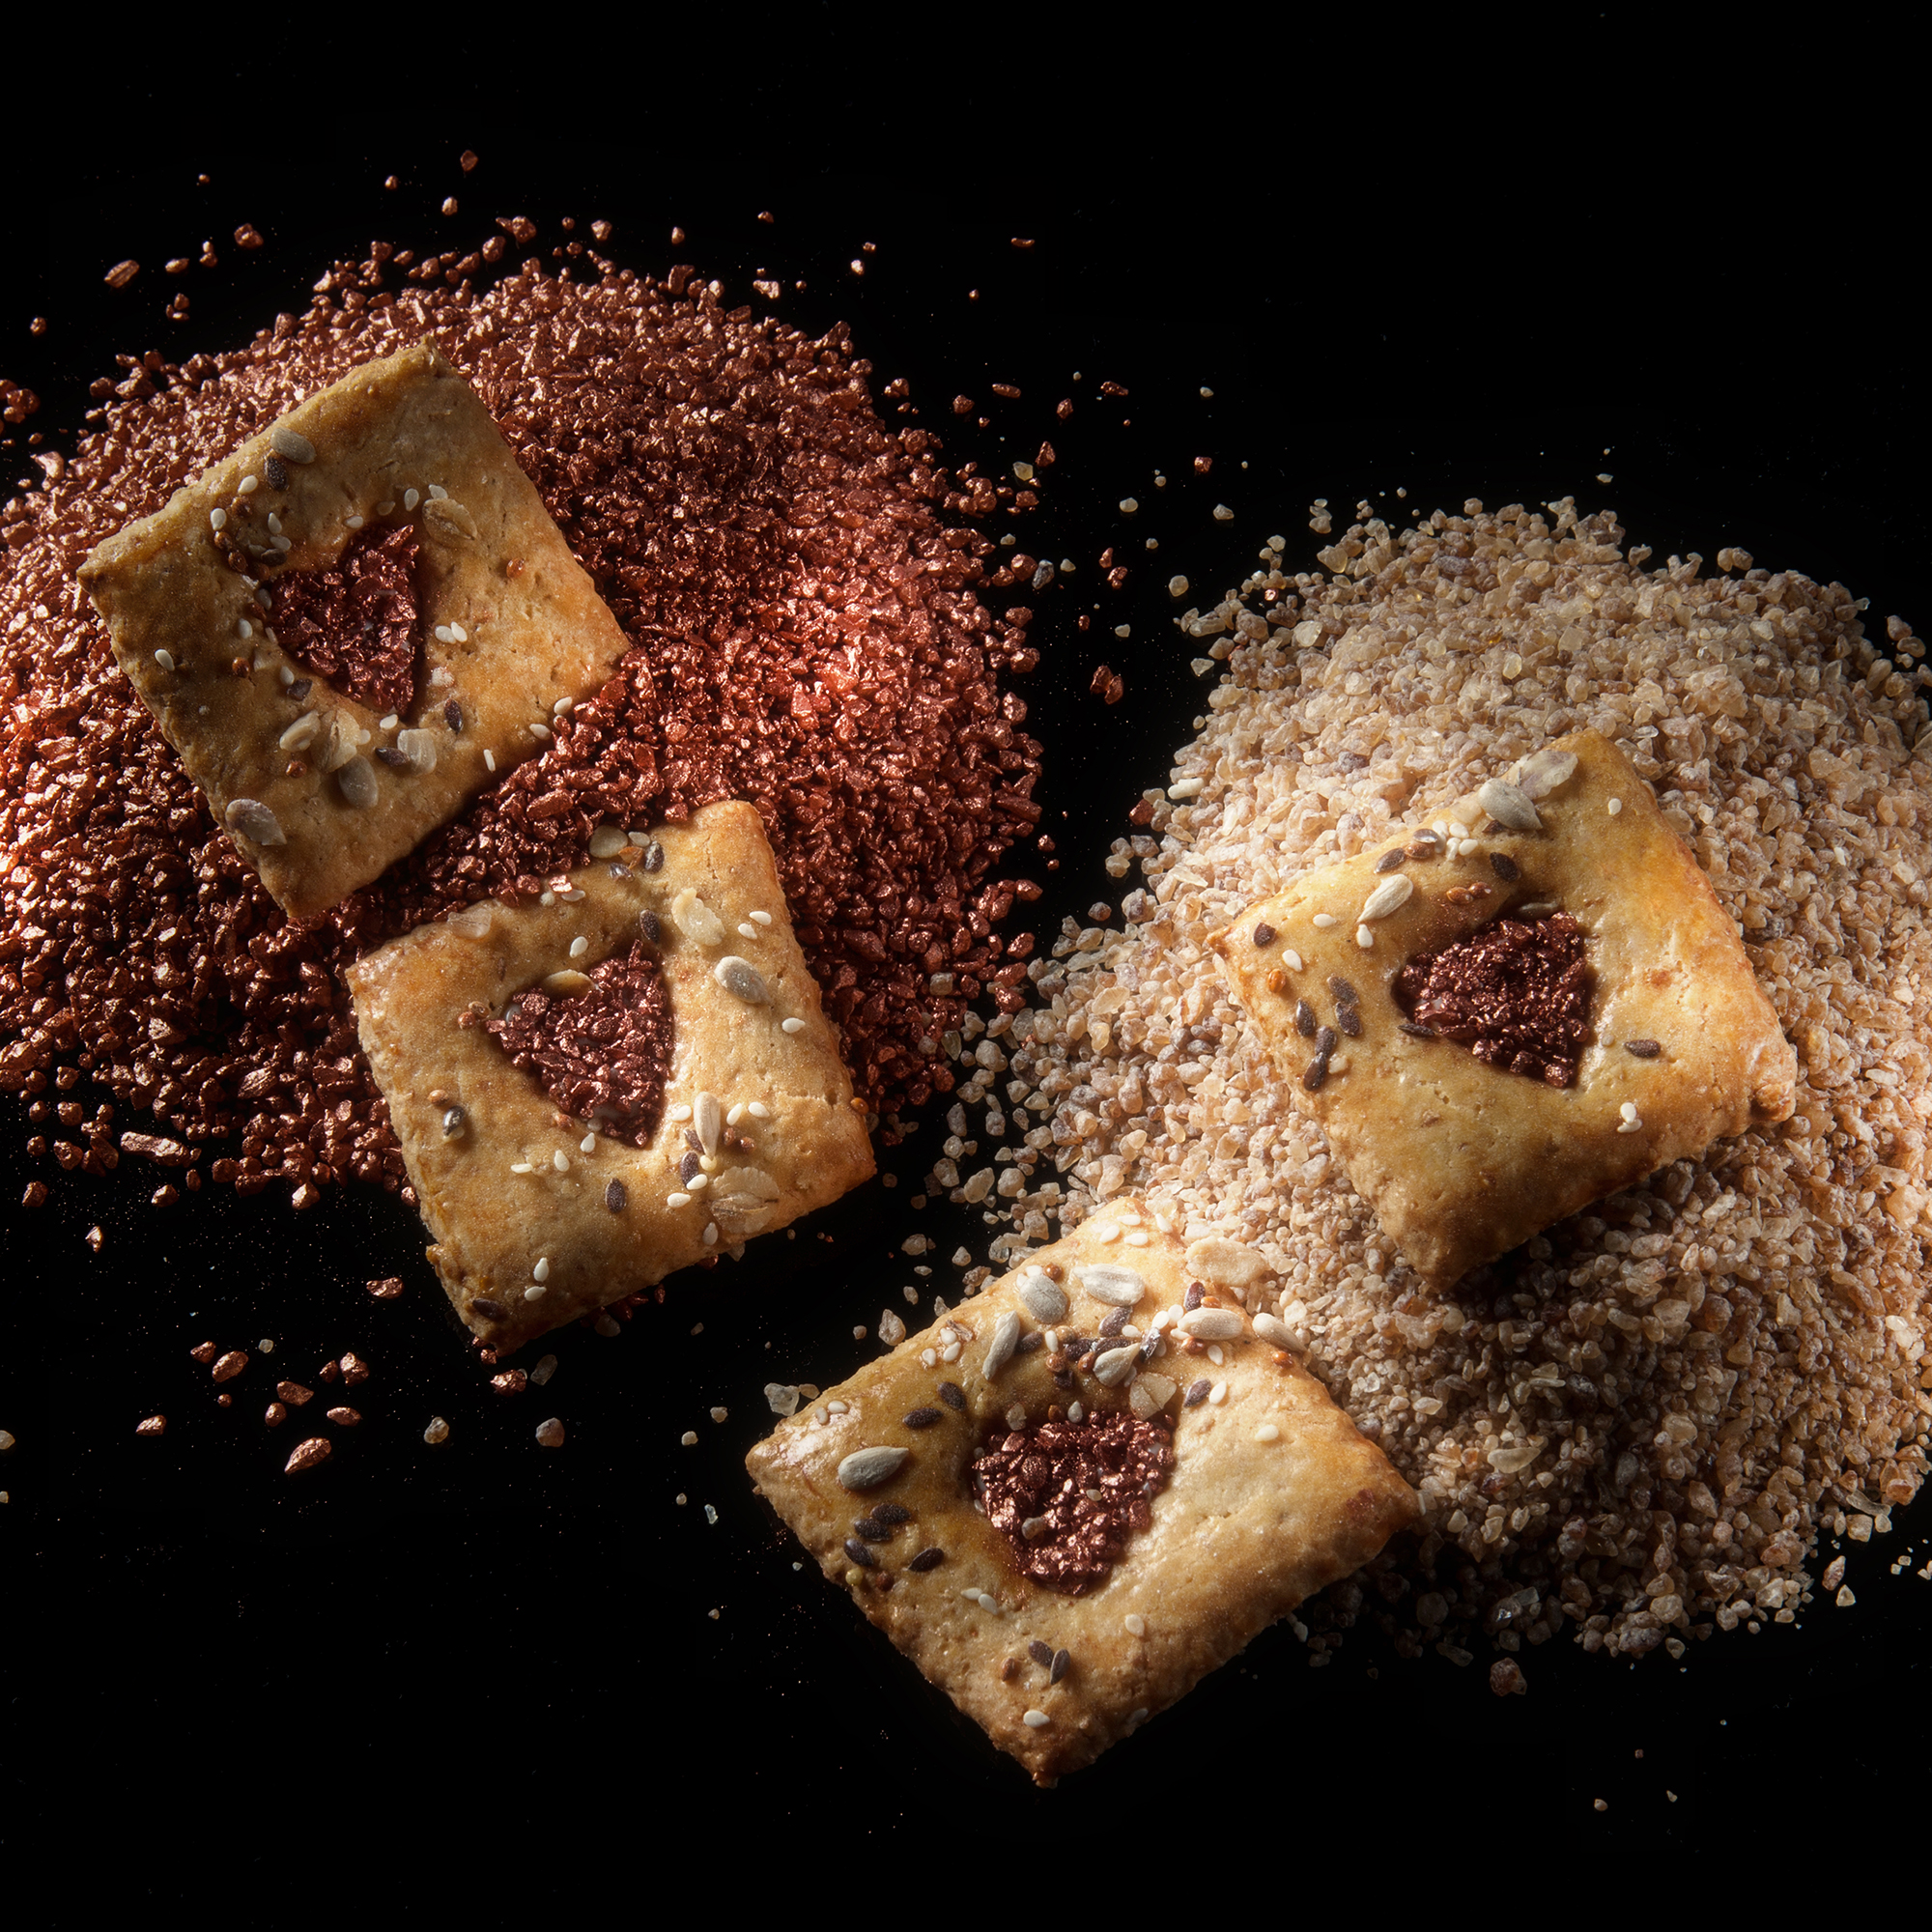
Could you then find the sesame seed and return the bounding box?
[1355,924,1374,949]
[210,507,226,530]
[1256,1423,1280,1442]
[703,1223,718,1245]
[523,1285,546,1301]
[750,910,773,925]
[404,488,420,510]
[1022,1711,1050,1729]
[533,1256,551,1282]
[346,516,365,531]
[668,1104,693,1122]
[153,649,174,671]
[239,474,259,496]
[667,1191,692,1208]
[511,1162,532,1175]
[749,1101,771,1120]
[569,936,589,958]
[484,749,497,772]
[553,1151,569,1172]
[781,1017,805,1035]
[1607,796,1624,815]
[1208,1381,1229,1405]
[1123,1613,1147,1635]
[1312,913,1337,928]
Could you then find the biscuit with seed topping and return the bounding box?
[79,340,633,919]
[347,800,873,1353]
[1211,730,1797,1290]
[747,1200,1416,1784]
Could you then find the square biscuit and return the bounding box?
[79,340,634,920]
[346,800,874,1353]
[1210,730,1797,1291]
[746,1200,1417,1784]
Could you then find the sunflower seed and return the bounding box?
[837,1445,911,1491]
[1093,1345,1141,1386]
[983,1309,1022,1378]
[1179,1307,1244,1340]
[1252,1313,1296,1349]
[223,798,286,846]
[1478,777,1541,831]
[270,426,316,464]
[336,755,379,810]
[695,1092,722,1153]
[1359,874,1414,921]
[714,955,771,1004]
[1076,1264,1147,1307]
[1513,746,1579,800]
[1018,1274,1069,1322]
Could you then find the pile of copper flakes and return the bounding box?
[0,240,1046,1210]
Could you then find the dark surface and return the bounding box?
[5,62,1925,1891]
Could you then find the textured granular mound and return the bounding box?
[271,522,420,717]
[0,239,1041,1204]
[961,500,1931,1662]
[479,939,672,1149]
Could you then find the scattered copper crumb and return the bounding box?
[277,1382,313,1406]
[136,1415,166,1436]
[265,1402,287,1427]
[211,1350,247,1382]
[326,1406,360,1426]
[366,1277,405,1299]
[234,224,263,249]
[1090,665,1124,705]
[492,1370,527,1395]
[318,1360,339,1383]
[1193,455,1212,474]
[285,1437,330,1473]
[460,151,479,172]
[190,1342,218,1365]
[339,1353,368,1384]
[104,260,140,290]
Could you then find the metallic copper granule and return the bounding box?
[271,523,419,715]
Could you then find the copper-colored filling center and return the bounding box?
[272,523,419,716]
[1394,911,1592,1087]
[973,1412,1173,1595]
[485,938,672,1145]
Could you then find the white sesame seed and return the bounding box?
[1167,777,1204,800]
[209,507,226,530]
[404,488,420,510]
[1124,1613,1147,1636]
[668,1192,692,1208]
[1607,796,1624,815]
[153,649,174,671]
[750,910,773,925]
[580,1133,596,1153]
[379,713,399,730]
[266,513,283,536]
[484,750,497,772]
[1281,949,1303,971]
[553,696,572,716]
[703,1223,718,1246]
[1124,1230,1150,1246]
[726,1102,747,1126]
[668,1104,694,1122]
[942,1342,962,1362]
[429,484,448,500]
[1458,838,1481,857]
[239,474,259,495]
[1208,1380,1229,1405]
[238,618,253,639]
[533,1256,551,1282]
[524,1285,547,1301]
[737,923,758,940]
[1256,1423,1281,1442]
[553,1151,569,1172]
[1356,925,1374,949]
[1312,913,1337,928]
[431,622,451,643]
[749,1101,772,1120]
[511,1162,533,1174]
[1619,1102,1638,1122]
[686,1173,709,1192]
[345,515,364,530]
[1023,1710,1050,1729]
[450,622,468,642]
[278,665,294,685]
[569,936,589,958]
[781,1017,805,1035]
[531,722,552,740]
[1618,1114,1644,1135]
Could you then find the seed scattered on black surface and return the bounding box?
[1625,1037,1662,1058]
[908,1547,945,1571]
[903,1406,942,1429]
[938,1381,966,1410]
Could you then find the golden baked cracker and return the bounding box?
[347,800,874,1353]
[1211,730,1797,1291]
[746,1201,1417,1785]
[79,341,633,920]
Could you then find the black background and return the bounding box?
[5,27,1925,1899]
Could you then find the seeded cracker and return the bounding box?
[79,341,633,920]
[747,1200,1416,1784]
[1212,730,1797,1289]
[348,801,873,1352]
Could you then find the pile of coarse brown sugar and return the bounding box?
[0,237,1044,1208]
[963,496,1932,1662]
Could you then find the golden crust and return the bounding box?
[1210,730,1797,1290]
[79,341,633,920]
[745,1200,1417,1784]
[346,800,874,1353]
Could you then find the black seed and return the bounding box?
[1315,1025,1338,1055]
[643,840,665,872]
[1625,1038,1662,1058]
[1252,922,1276,947]
[1184,1282,1205,1311]
[1489,851,1520,881]
[852,1515,884,1541]
[1016,1331,1044,1354]
[938,1381,966,1410]
[1302,1055,1330,1093]
[1374,849,1406,873]
[843,1538,876,1568]
[605,1179,628,1212]
[1335,1005,1362,1037]
[1098,1307,1128,1339]
[641,910,662,944]
[1052,1368,1072,1390]
[1294,1000,1318,1037]
[873,1502,911,1526]
[374,745,410,768]
[1327,976,1359,1006]
[470,1297,508,1321]
[679,1151,702,1183]
[1400,1021,1438,1038]
[903,1406,942,1429]
[1184,1378,1211,1407]
[286,678,312,701]
[443,698,463,733]
[684,1128,703,1152]
[908,1547,945,1572]
[1028,1638,1054,1667]
[1050,1648,1070,1684]
[264,454,288,490]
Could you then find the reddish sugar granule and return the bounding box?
[0,247,1042,1205]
